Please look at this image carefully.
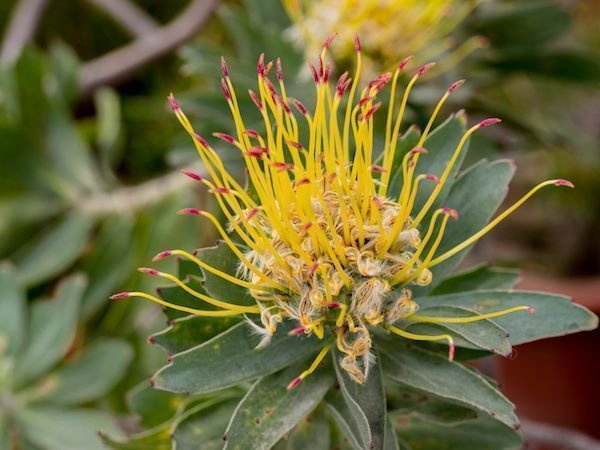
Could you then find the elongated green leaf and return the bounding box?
[32,339,132,405]
[14,214,94,287]
[415,290,598,345]
[379,342,518,427]
[431,265,520,295]
[15,274,86,386]
[127,382,185,429]
[428,160,515,288]
[387,386,478,425]
[333,348,387,450]
[153,322,322,394]
[17,407,120,450]
[151,315,239,354]
[280,408,331,450]
[384,418,401,450]
[172,399,239,450]
[393,414,522,450]
[223,362,333,450]
[100,424,171,450]
[0,263,26,357]
[324,399,363,450]
[406,306,512,356]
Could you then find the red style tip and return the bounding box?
[552,179,575,188]
[153,250,172,261]
[289,98,308,116]
[478,118,502,128]
[410,147,428,155]
[287,377,302,390]
[527,307,537,314]
[362,102,381,121]
[424,174,440,183]
[177,208,202,215]
[109,292,130,300]
[192,133,209,148]
[295,178,310,187]
[323,32,337,50]
[245,150,264,159]
[246,208,259,221]
[213,132,236,144]
[286,140,304,150]
[308,63,319,83]
[276,57,283,81]
[244,129,260,139]
[417,62,436,76]
[372,197,383,208]
[263,60,273,76]
[248,89,263,110]
[398,55,412,70]
[257,53,265,75]
[307,262,319,276]
[220,56,229,78]
[358,95,375,107]
[326,302,341,309]
[448,342,455,362]
[181,170,203,181]
[139,267,159,276]
[354,33,361,52]
[301,222,313,233]
[441,208,459,219]
[371,165,387,173]
[323,61,332,83]
[167,93,180,112]
[221,79,231,100]
[289,327,306,336]
[448,79,465,93]
[213,187,231,194]
[271,161,294,172]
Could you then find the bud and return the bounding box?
[139,267,159,276]
[221,78,231,100]
[441,208,459,219]
[552,179,575,188]
[177,208,202,215]
[448,79,465,93]
[167,93,180,112]
[354,33,361,52]
[109,292,130,300]
[153,250,172,261]
[417,62,436,76]
[181,170,203,181]
[220,56,229,78]
[398,55,412,70]
[248,89,263,110]
[213,132,236,144]
[478,118,502,128]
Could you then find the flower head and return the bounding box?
[111,35,573,387]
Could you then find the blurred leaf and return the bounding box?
[333,349,387,450]
[172,399,239,450]
[474,2,570,51]
[17,407,120,450]
[100,423,172,450]
[432,266,520,295]
[415,290,598,345]
[80,215,135,318]
[14,274,86,386]
[47,43,80,104]
[153,322,322,394]
[394,414,521,450]
[32,338,133,405]
[427,160,515,289]
[0,263,26,357]
[279,408,331,450]
[223,362,333,450]
[325,397,364,450]
[151,315,239,354]
[379,343,518,428]
[127,382,185,429]
[406,306,512,356]
[95,88,122,174]
[14,214,94,287]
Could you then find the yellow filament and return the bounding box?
[384,323,454,353]
[410,306,531,323]
[121,292,244,317]
[298,339,334,380]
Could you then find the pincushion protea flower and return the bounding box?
[110,34,576,392]
[283,0,484,75]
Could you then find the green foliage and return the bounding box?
[0,266,132,450]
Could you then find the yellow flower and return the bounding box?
[111,34,572,388]
[283,0,486,75]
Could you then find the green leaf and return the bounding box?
[333,348,387,450]
[387,126,421,198]
[196,242,255,306]
[31,338,132,405]
[172,398,239,450]
[81,215,135,318]
[151,315,240,354]
[17,407,120,450]
[14,214,94,287]
[280,408,331,450]
[324,399,364,450]
[127,382,185,429]
[100,424,171,450]
[428,160,515,289]
[406,306,512,356]
[14,274,86,386]
[223,362,333,450]
[415,290,598,345]
[431,265,520,295]
[379,343,518,427]
[393,414,522,450]
[0,263,26,358]
[387,386,478,425]
[153,322,323,394]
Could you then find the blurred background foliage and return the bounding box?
[0,0,598,448]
